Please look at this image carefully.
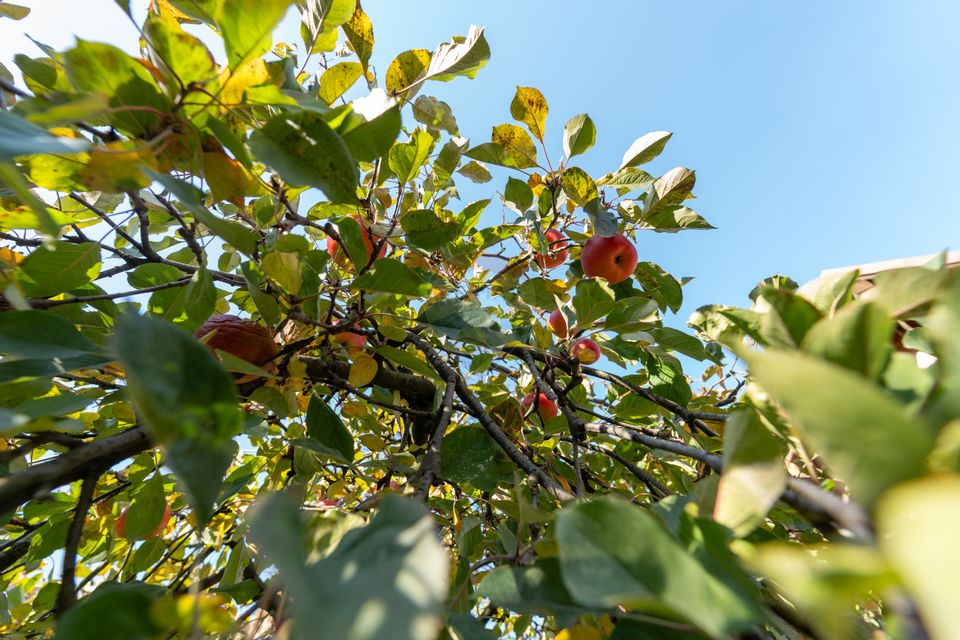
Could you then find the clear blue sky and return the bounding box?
[3,0,958,319]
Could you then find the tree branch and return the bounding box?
[0,428,152,515]
[414,376,457,500]
[405,333,574,502]
[55,471,99,617]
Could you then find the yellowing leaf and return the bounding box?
[342,6,374,73]
[491,123,537,169]
[78,144,155,192]
[218,57,269,108]
[385,49,430,97]
[348,353,378,386]
[318,61,363,104]
[201,151,262,205]
[510,86,548,142]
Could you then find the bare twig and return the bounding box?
[414,376,457,500]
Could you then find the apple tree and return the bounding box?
[0,2,957,639]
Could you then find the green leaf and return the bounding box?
[417,299,511,346]
[63,40,167,136]
[249,109,358,203]
[510,86,548,142]
[389,129,434,184]
[412,95,458,134]
[306,395,354,462]
[421,25,489,84]
[342,5,374,74]
[861,265,948,316]
[249,493,449,640]
[597,167,655,191]
[353,258,432,296]
[713,410,786,537]
[441,427,503,491]
[301,0,356,53]
[262,251,302,295]
[583,198,617,237]
[340,104,402,162]
[620,131,672,169]
[556,497,764,638]
[649,327,710,361]
[802,300,894,380]
[518,277,559,310]
[149,171,257,255]
[757,288,824,348]
[17,241,101,297]
[318,61,362,104]
[563,113,596,158]
[0,110,89,161]
[215,0,293,68]
[641,351,691,406]
[113,314,241,525]
[182,267,216,326]
[55,582,165,640]
[0,310,100,359]
[143,15,217,88]
[637,206,714,233]
[375,345,441,382]
[477,558,588,628]
[503,177,533,212]
[876,477,960,640]
[457,161,491,184]
[122,472,167,540]
[400,209,460,251]
[644,167,696,217]
[573,279,616,327]
[747,350,936,506]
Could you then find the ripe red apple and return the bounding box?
[115,503,172,540]
[521,392,559,421]
[326,217,388,266]
[533,228,569,270]
[547,309,568,339]
[317,499,339,508]
[195,315,277,382]
[571,337,601,364]
[331,321,366,356]
[580,233,638,284]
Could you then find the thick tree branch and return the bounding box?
[414,376,457,500]
[0,428,152,515]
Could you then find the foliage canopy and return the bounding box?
[0,2,957,639]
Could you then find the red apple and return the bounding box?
[570,337,601,364]
[547,309,568,339]
[580,233,638,284]
[195,314,277,383]
[331,321,366,356]
[115,503,172,540]
[326,217,388,266]
[521,392,559,421]
[317,499,339,508]
[533,228,569,270]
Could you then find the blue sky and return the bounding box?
[3,0,958,320]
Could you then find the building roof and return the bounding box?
[816,250,960,295]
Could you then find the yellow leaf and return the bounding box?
[510,86,548,141]
[202,151,262,205]
[341,400,367,417]
[77,144,156,192]
[348,353,378,387]
[218,58,269,108]
[555,623,604,640]
[342,6,374,72]
[261,251,302,295]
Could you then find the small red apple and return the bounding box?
[317,499,339,508]
[326,217,388,266]
[331,321,366,356]
[547,309,568,339]
[580,233,638,284]
[115,503,172,540]
[521,392,559,421]
[570,337,601,364]
[533,229,569,270]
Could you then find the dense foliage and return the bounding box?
[0,2,957,639]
